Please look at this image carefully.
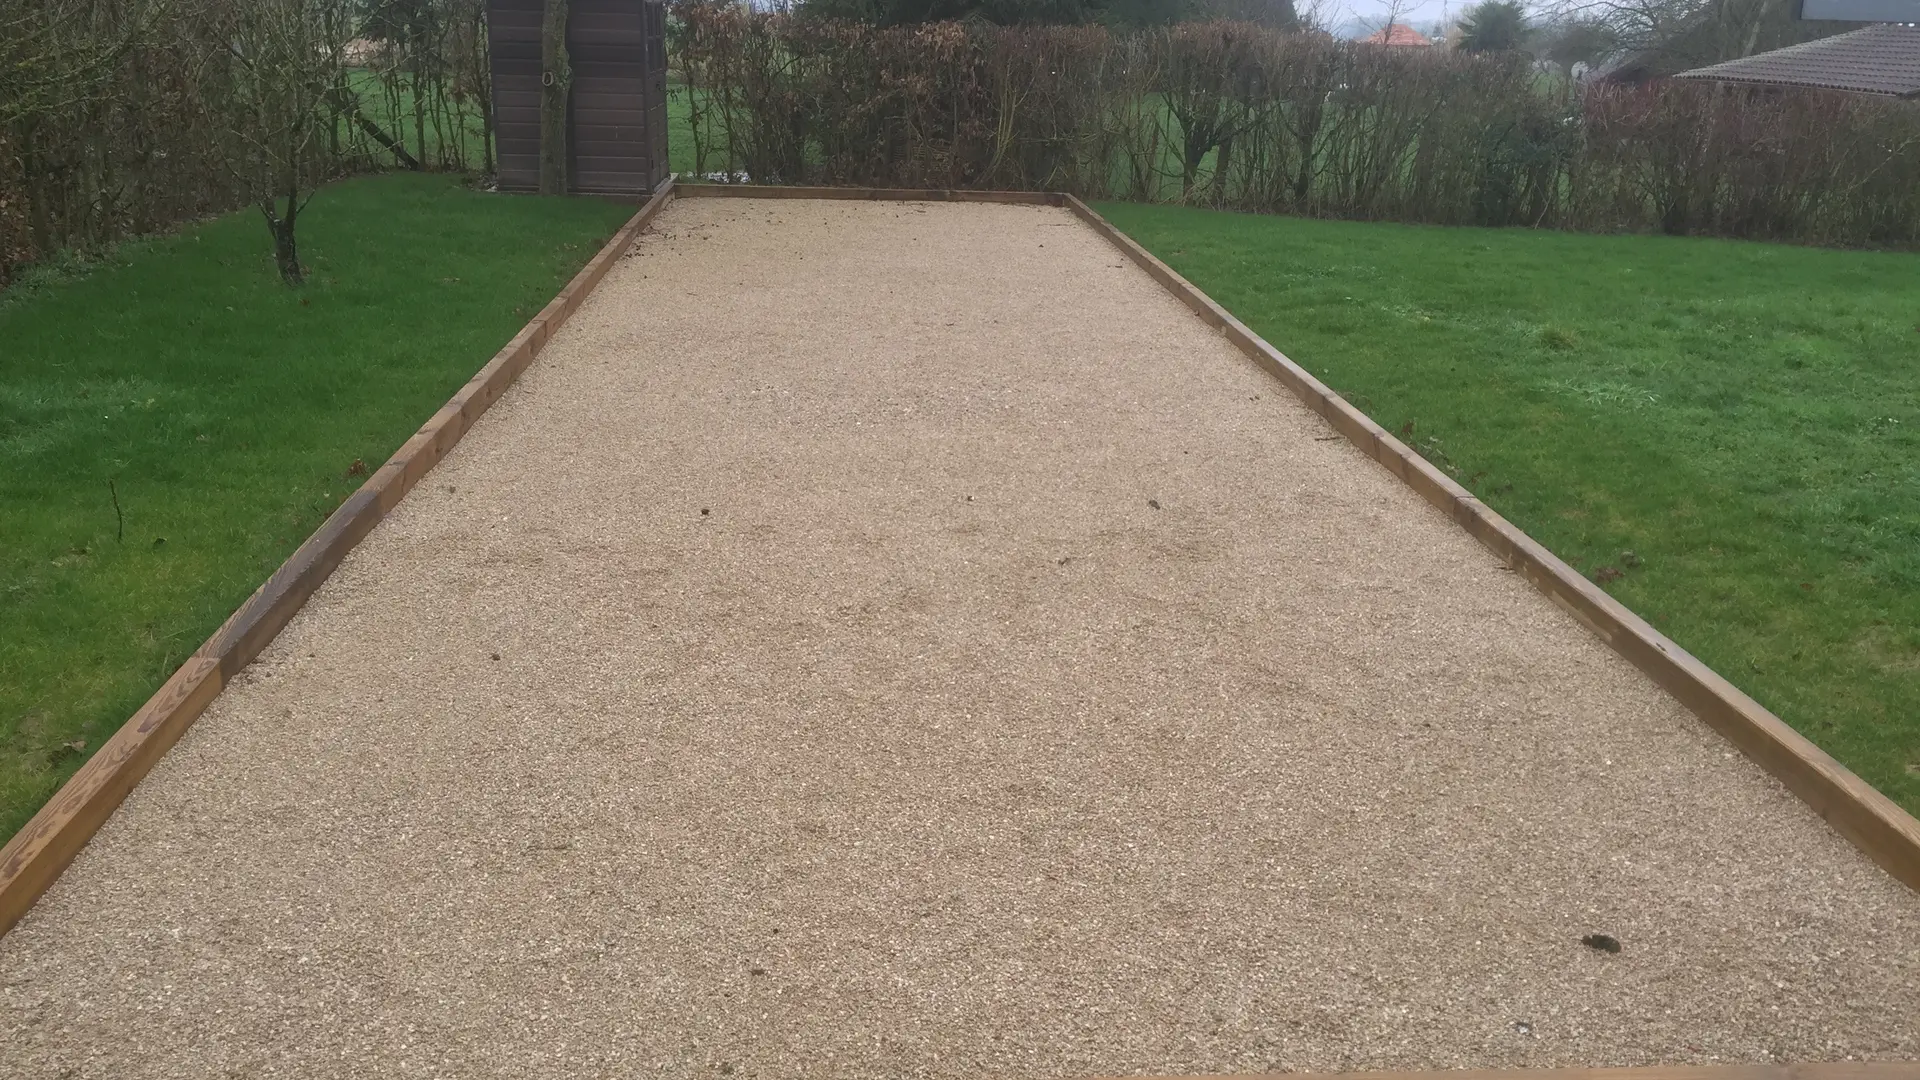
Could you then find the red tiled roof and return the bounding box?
[1676,23,1920,98]
[1361,23,1432,47]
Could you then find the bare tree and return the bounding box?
[1546,0,1844,72]
[1356,0,1417,41]
[1534,14,1617,74]
[0,0,146,126]
[2,0,171,251]
[540,0,571,193]
[1194,0,1300,28]
[224,0,354,285]
[0,0,498,285]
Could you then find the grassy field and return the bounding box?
[0,173,636,843]
[669,85,703,176]
[6,137,1916,849]
[661,84,1202,194]
[341,69,491,172]
[1097,202,1920,815]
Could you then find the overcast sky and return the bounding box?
[1323,0,1507,30]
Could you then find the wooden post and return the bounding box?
[539,0,571,195]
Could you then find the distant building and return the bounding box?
[1361,23,1433,47]
[343,38,388,67]
[1675,22,1920,98]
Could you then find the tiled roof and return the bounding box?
[1361,23,1432,46]
[1676,22,1920,97]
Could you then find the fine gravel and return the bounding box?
[3,198,1918,1080]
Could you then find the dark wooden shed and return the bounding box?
[487,0,670,195]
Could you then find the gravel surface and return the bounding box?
[3,198,1917,1079]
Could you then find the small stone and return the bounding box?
[749,967,766,976]
[701,508,710,516]
[490,653,501,661]
[1582,933,1622,953]
[1147,498,1161,510]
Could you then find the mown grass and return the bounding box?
[340,69,492,171]
[669,84,703,176]
[1098,202,1920,814]
[662,84,1205,192]
[0,172,636,843]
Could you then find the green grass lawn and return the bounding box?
[341,69,490,172]
[660,85,1199,193]
[668,84,703,176]
[1098,202,1920,815]
[0,173,636,844]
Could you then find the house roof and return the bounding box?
[1361,23,1432,47]
[1675,22,1920,97]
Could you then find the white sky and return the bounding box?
[1339,0,1452,19]
[1324,0,1517,30]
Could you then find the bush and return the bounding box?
[0,0,492,285]
[672,3,1920,248]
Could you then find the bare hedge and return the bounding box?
[5,1,1916,285]
[674,7,1920,248]
[0,0,491,286]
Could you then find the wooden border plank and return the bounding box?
[0,657,223,933]
[676,183,1063,205]
[1095,1065,1920,1080]
[1057,192,1920,895]
[0,177,679,939]
[8,173,1915,1004]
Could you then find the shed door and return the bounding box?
[568,0,652,194]
[645,0,668,189]
[487,0,545,190]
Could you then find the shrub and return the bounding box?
[0,0,492,285]
[672,3,1920,249]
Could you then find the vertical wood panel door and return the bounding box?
[568,0,651,194]
[487,0,547,190]
[490,0,662,193]
[646,0,668,188]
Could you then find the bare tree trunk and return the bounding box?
[411,40,429,167]
[18,116,53,258]
[263,140,305,286]
[481,80,497,176]
[1291,107,1322,209]
[262,196,303,285]
[473,4,497,176]
[539,0,570,194]
[328,83,422,169]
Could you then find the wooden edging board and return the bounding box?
[1100,1066,1920,1080]
[2,178,1915,987]
[676,182,1069,205]
[1053,193,1920,897]
[669,182,1920,898]
[664,188,1920,1080]
[0,177,681,939]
